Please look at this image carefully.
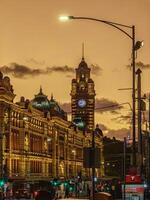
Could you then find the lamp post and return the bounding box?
[59,15,143,167]
[92,125,103,200]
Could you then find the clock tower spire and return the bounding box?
[82,42,84,60]
[70,57,95,132]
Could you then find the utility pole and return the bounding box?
[132,25,136,167]
[91,125,102,200]
[136,68,142,175]
[148,94,150,184]
[123,137,126,200]
[92,129,95,200]
[149,94,150,131]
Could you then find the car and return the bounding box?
[14,188,31,199]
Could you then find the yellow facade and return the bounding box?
[0,72,104,182]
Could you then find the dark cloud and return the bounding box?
[127,61,150,69]
[59,102,71,113]
[136,61,150,69]
[0,63,75,78]
[0,63,44,78]
[47,66,74,73]
[26,58,45,66]
[112,113,132,125]
[90,64,103,75]
[0,61,103,78]
[95,98,123,113]
[60,98,123,114]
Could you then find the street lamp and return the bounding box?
[59,15,143,166]
[92,125,103,200]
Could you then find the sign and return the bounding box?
[126,175,142,184]
[122,184,144,200]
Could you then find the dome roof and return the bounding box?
[30,89,67,119]
[31,87,50,112]
[49,94,61,112]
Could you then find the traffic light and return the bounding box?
[69,185,74,191]
[0,179,4,187]
[64,181,69,187]
[51,179,61,187]
[68,183,74,192]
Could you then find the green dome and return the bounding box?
[49,94,61,112]
[31,87,50,112]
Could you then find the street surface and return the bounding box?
[10,198,89,200]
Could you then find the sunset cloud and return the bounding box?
[0,63,74,78]
[59,102,71,113]
[90,64,103,75]
[26,58,45,66]
[60,98,123,114]
[127,61,150,70]
[112,113,132,125]
[0,62,103,78]
[95,98,123,113]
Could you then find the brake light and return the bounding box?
[34,191,38,197]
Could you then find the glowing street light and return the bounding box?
[59,15,70,22]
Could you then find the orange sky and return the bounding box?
[0,0,150,139]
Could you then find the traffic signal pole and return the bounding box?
[92,130,95,200]
[123,137,126,200]
[136,69,142,175]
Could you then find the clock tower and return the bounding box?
[70,57,95,132]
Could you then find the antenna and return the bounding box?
[82,43,84,60]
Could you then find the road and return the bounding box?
[11,199,89,200]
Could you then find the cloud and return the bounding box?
[47,66,74,73]
[0,63,44,78]
[127,61,150,70]
[112,113,132,125]
[90,64,103,75]
[60,98,123,114]
[59,102,71,113]
[0,63,75,78]
[95,98,123,113]
[0,61,103,78]
[136,61,150,69]
[26,58,45,66]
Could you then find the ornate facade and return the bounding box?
[0,71,104,183]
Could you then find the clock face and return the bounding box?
[78,99,86,108]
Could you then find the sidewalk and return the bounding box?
[61,199,89,200]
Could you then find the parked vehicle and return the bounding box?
[12,181,31,199]
[14,188,31,199]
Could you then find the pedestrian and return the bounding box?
[111,184,115,199]
[87,184,91,198]
[65,185,69,198]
